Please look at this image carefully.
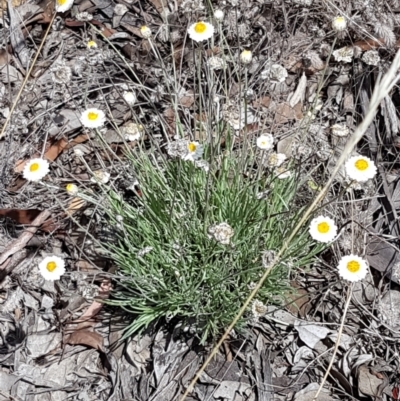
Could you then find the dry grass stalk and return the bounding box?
[179,48,400,401]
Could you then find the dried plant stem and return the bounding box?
[0,12,57,140]
[313,285,352,400]
[179,48,400,401]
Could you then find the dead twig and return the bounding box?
[0,210,51,267]
[179,48,400,401]
[0,11,57,140]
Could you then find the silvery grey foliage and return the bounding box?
[180,0,205,13]
[76,11,93,21]
[207,56,226,71]
[362,50,380,66]
[167,139,190,159]
[51,60,72,84]
[374,23,395,46]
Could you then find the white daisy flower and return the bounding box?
[337,254,368,282]
[309,216,338,243]
[332,16,347,32]
[22,158,50,182]
[66,183,79,195]
[122,122,143,141]
[240,50,252,64]
[183,141,204,161]
[251,299,267,318]
[140,25,152,39]
[345,155,377,182]
[38,255,66,281]
[276,167,292,179]
[267,152,286,168]
[55,0,74,13]
[80,108,106,128]
[257,134,274,150]
[214,9,224,21]
[87,40,97,49]
[187,21,214,42]
[91,170,110,184]
[123,91,137,105]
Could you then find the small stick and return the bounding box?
[313,285,353,400]
[0,11,57,140]
[0,210,51,267]
[179,48,400,401]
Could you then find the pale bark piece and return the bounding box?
[379,290,400,330]
[0,371,18,396]
[26,332,62,358]
[289,73,307,108]
[358,366,383,397]
[294,383,333,401]
[0,64,22,83]
[366,235,400,284]
[294,321,330,349]
[48,109,82,137]
[7,0,30,68]
[214,381,254,401]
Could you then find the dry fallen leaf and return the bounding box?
[148,0,168,13]
[66,330,104,351]
[73,280,112,330]
[274,102,303,124]
[252,96,271,109]
[66,197,86,217]
[14,134,89,173]
[0,209,41,224]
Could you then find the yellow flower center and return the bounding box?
[255,304,265,314]
[88,112,98,120]
[194,22,207,34]
[29,163,40,172]
[57,0,67,5]
[355,159,368,171]
[46,261,57,272]
[188,142,197,152]
[335,16,345,24]
[87,41,96,48]
[317,222,330,234]
[346,260,360,273]
[66,184,75,192]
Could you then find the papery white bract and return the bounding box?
[188,21,214,42]
[337,254,368,282]
[39,255,66,281]
[23,158,50,182]
[257,134,274,150]
[309,216,338,243]
[55,0,74,13]
[80,108,106,128]
[345,155,377,182]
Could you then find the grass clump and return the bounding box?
[103,136,322,343]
